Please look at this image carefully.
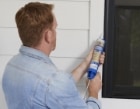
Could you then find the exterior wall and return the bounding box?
[0,0,139,109]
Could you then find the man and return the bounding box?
[2,2,104,109]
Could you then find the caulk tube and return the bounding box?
[87,38,105,79]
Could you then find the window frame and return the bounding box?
[102,0,140,99]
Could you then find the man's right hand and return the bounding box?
[88,73,102,99]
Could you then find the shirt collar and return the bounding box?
[19,45,54,65]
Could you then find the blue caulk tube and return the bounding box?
[84,37,105,99]
[88,38,105,79]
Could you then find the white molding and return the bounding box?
[89,0,105,47]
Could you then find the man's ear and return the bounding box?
[44,30,51,44]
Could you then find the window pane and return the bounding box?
[114,7,140,87]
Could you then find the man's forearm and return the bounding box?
[72,51,93,82]
[72,60,89,82]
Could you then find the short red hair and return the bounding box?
[15,2,54,47]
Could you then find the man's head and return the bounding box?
[15,2,57,54]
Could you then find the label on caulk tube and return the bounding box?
[89,62,98,70]
[87,38,105,79]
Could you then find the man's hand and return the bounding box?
[88,73,102,99]
[99,52,105,64]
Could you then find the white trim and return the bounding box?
[89,0,105,47]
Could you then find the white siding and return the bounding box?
[0,28,89,57]
[51,30,89,57]
[0,1,89,29]
[0,28,21,55]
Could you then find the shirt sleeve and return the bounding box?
[86,97,101,109]
[45,71,101,109]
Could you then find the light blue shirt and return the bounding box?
[2,46,101,109]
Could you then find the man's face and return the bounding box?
[50,15,57,51]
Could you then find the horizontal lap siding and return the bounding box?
[0,0,89,57]
[0,1,89,29]
[51,30,89,57]
[0,28,21,55]
[0,28,89,57]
